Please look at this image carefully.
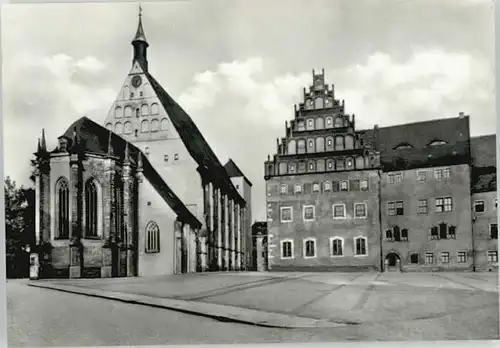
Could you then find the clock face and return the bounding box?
[131,75,142,88]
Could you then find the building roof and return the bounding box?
[364,116,471,171]
[224,159,253,187]
[58,116,202,229]
[470,134,497,193]
[142,71,246,206]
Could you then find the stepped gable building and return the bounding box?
[264,69,382,272]
[264,70,497,272]
[32,10,252,279]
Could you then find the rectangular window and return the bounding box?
[474,200,485,213]
[333,204,346,219]
[330,238,343,256]
[354,203,367,218]
[350,179,360,191]
[495,199,498,209]
[294,184,302,193]
[332,181,340,192]
[436,197,453,212]
[164,155,169,162]
[280,185,288,194]
[418,199,428,214]
[280,207,293,223]
[388,201,404,216]
[490,224,498,239]
[417,170,426,182]
[324,182,332,191]
[354,237,367,256]
[443,167,451,178]
[281,240,293,259]
[304,239,316,258]
[430,226,438,240]
[434,169,443,179]
[439,223,448,239]
[303,205,315,221]
[488,251,498,263]
[388,172,403,184]
[457,251,467,263]
[425,252,434,264]
[441,252,450,264]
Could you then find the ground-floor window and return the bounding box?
[490,224,498,239]
[354,237,367,256]
[303,239,316,258]
[488,251,498,262]
[441,252,450,264]
[281,240,293,259]
[425,252,434,264]
[330,238,343,256]
[457,251,467,263]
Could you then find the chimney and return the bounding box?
[458,112,465,119]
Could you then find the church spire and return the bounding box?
[131,4,149,72]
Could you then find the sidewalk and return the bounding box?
[28,271,498,329]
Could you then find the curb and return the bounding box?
[28,282,347,329]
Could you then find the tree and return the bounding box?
[5,177,34,278]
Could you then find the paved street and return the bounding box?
[8,271,500,346]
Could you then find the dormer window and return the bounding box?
[428,140,447,146]
[394,143,413,150]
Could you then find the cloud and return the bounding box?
[3,53,116,187]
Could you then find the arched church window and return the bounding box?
[316,137,325,152]
[145,221,160,253]
[315,117,324,130]
[151,119,160,132]
[115,106,123,118]
[288,140,296,155]
[56,178,69,239]
[345,135,354,150]
[335,136,344,151]
[314,97,324,109]
[105,123,113,130]
[141,120,149,133]
[114,122,123,134]
[123,122,133,134]
[124,106,133,118]
[141,104,149,116]
[160,118,169,131]
[151,103,159,115]
[85,179,99,238]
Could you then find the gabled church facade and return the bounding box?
[31,10,252,278]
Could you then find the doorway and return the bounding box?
[385,252,401,271]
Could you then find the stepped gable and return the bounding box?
[57,116,202,229]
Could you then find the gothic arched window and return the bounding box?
[345,135,354,150]
[85,179,99,238]
[315,117,324,130]
[151,103,160,115]
[145,221,160,253]
[124,106,133,118]
[115,181,124,241]
[314,97,324,109]
[160,118,169,131]
[316,137,325,152]
[151,119,160,132]
[334,117,343,128]
[56,178,69,239]
[105,123,113,131]
[115,106,123,118]
[114,122,123,134]
[288,140,296,155]
[335,136,344,151]
[297,139,306,154]
[279,162,288,175]
[141,120,149,133]
[141,104,149,116]
[123,121,133,134]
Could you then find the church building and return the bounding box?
[264,70,497,272]
[32,9,252,278]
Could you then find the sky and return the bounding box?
[1,0,495,221]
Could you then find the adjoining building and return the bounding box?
[264,70,497,272]
[31,10,252,278]
[251,221,268,271]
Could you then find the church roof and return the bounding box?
[364,116,471,172]
[224,159,253,187]
[58,117,202,229]
[142,72,246,206]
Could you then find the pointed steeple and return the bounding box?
[131,4,149,71]
[123,142,131,166]
[40,129,47,152]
